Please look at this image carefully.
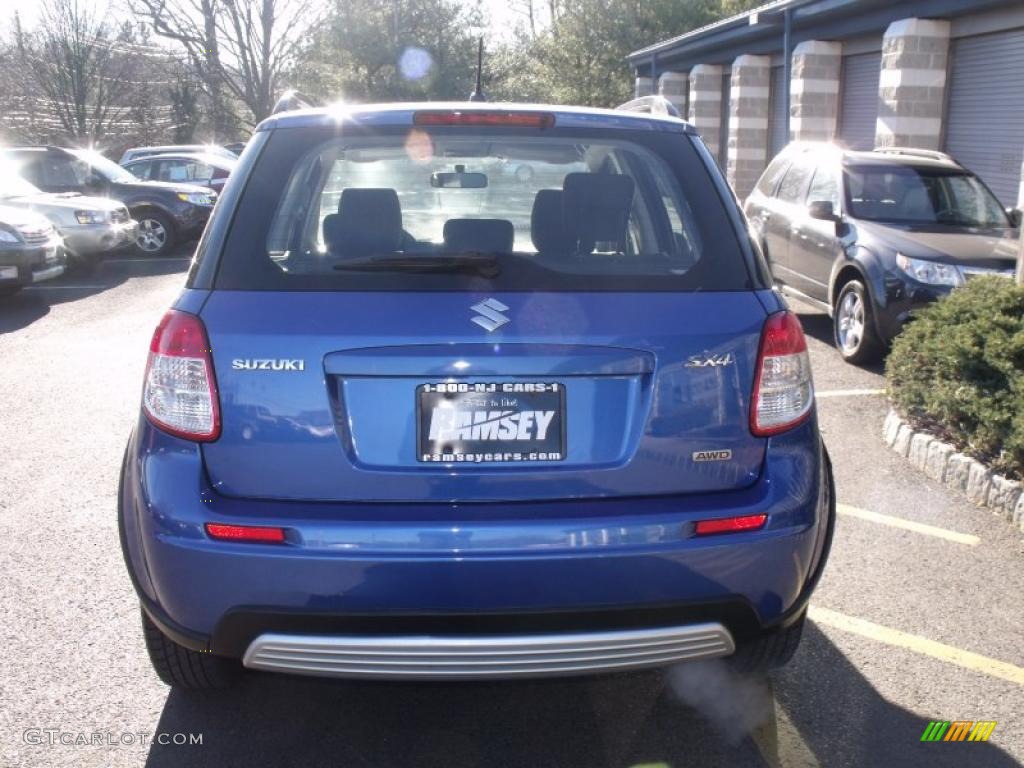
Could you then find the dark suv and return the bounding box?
[745,144,1019,364]
[5,146,217,257]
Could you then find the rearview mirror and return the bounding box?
[431,167,487,189]
[808,200,838,221]
[1006,207,1022,228]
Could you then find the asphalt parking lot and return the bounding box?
[1,250,1022,768]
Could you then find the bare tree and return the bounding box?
[15,0,142,142]
[130,0,321,125]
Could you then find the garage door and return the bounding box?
[768,65,788,159]
[945,29,1024,206]
[838,52,881,150]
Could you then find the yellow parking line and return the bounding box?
[809,606,1024,687]
[815,388,886,398]
[837,503,979,546]
[751,692,821,768]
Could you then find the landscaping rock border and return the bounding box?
[883,409,1024,532]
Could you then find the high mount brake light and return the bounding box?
[142,310,221,441]
[694,514,768,536]
[413,111,555,128]
[750,311,814,437]
[205,523,286,543]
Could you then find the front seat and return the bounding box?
[323,188,403,258]
[561,173,635,255]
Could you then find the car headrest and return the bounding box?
[562,172,634,254]
[323,188,402,257]
[531,189,570,257]
[442,218,514,254]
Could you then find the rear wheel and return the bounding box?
[140,609,238,691]
[833,279,883,365]
[727,613,806,674]
[134,211,176,257]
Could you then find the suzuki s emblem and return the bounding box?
[470,298,510,332]
[685,352,734,368]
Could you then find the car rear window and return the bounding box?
[214,124,754,291]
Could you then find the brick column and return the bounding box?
[688,64,724,157]
[876,18,950,149]
[658,71,688,117]
[726,55,771,199]
[789,41,841,142]
[634,76,653,98]
[1018,159,1024,209]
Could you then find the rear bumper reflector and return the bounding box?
[242,623,735,680]
[694,513,768,536]
[205,523,286,543]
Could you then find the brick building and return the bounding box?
[628,0,1024,205]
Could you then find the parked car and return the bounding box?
[0,204,65,296]
[119,144,238,164]
[121,152,236,193]
[222,142,247,156]
[745,144,1019,364]
[0,164,136,268]
[5,146,217,257]
[119,101,835,690]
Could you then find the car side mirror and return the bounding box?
[808,200,838,222]
[1006,207,1022,228]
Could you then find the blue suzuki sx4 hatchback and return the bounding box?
[119,102,834,690]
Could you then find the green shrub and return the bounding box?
[886,276,1024,480]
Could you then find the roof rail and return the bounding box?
[872,147,958,164]
[615,95,681,118]
[271,90,320,115]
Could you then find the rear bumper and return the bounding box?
[120,416,833,674]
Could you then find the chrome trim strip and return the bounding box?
[243,623,735,680]
[777,283,832,314]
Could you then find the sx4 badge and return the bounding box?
[685,352,734,368]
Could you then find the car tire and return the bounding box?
[0,285,22,298]
[140,609,239,691]
[727,613,806,675]
[833,279,883,365]
[134,211,176,257]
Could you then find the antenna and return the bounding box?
[469,38,486,102]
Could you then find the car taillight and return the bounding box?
[750,311,814,437]
[142,310,220,441]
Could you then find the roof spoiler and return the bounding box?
[271,90,320,115]
[872,147,957,165]
[615,95,681,118]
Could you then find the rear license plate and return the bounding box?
[417,382,565,463]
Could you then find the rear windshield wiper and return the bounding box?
[331,252,502,277]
